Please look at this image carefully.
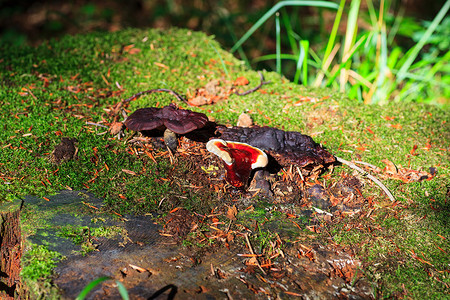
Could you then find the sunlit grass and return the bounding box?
[230,0,450,105]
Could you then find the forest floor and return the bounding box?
[0,28,448,299]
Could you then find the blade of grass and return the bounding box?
[276,12,281,74]
[116,281,130,300]
[281,7,299,55]
[253,53,298,63]
[223,15,251,67]
[208,40,229,78]
[367,6,389,104]
[76,276,111,300]
[321,0,345,71]
[326,32,370,86]
[396,0,450,82]
[230,0,339,53]
[294,41,305,84]
[301,40,309,85]
[387,6,405,45]
[340,0,361,91]
[314,0,345,87]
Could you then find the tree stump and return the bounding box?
[0,199,23,299]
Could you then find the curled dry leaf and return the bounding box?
[109,121,124,135]
[226,205,238,220]
[122,169,137,176]
[234,76,250,86]
[237,113,253,127]
[188,95,209,106]
[381,159,398,174]
[381,159,432,183]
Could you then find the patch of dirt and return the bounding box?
[162,208,198,241]
[50,137,78,165]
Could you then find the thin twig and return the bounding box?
[85,122,109,128]
[235,71,271,96]
[244,233,267,275]
[353,160,380,170]
[335,156,396,202]
[123,88,189,104]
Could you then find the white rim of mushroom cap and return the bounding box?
[206,139,268,169]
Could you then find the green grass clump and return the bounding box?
[231,0,450,105]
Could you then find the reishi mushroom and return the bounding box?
[124,104,209,151]
[206,139,268,188]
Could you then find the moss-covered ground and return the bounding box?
[0,28,448,298]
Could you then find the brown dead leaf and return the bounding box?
[381,160,432,183]
[226,205,238,220]
[382,159,398,174]
[154,62,169,69]
[128,48,141,55]
[234,76,249,86]
[387,123,403,130]
[122,169,137,176]
[246,256,258,266]
[109,122,123,135]
[188,95,209,106]
[237,113,253,127]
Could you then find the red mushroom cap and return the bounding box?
[206,139,268,188]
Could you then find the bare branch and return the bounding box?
[335,156,396,202]
[235,71,271,96]
[123,88,189,104]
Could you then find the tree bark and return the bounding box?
[0,199,23,299]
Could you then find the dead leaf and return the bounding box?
[237,113,253,127]
[188,95,209,106]
[205,80,220,94]
[382,159,398,174]
[234,76,249,86]
[128,48,141,55]
[109,122,123,135]
[122,169,137,176]
[226,205,238,220]
[387,123,403,130]
[154,62,169,69]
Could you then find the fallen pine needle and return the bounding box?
[244,233,267,275]
[288,219,302,230]
[285,291,302,297]
[436,246,447,254]
[129,264,148,273]
[159,233,174,237]
[81,201,98,210]
[237,253,263,257]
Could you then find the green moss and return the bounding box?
[55,223,125,255]
[21,244,64,299]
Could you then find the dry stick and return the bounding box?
[244,233,267,275]
[234,71,271,96]
[353,160,380,170]
[335,156,396,202]
[123,88,189,104]
[85,122,109,128]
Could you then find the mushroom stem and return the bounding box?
[163,128,178,151]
